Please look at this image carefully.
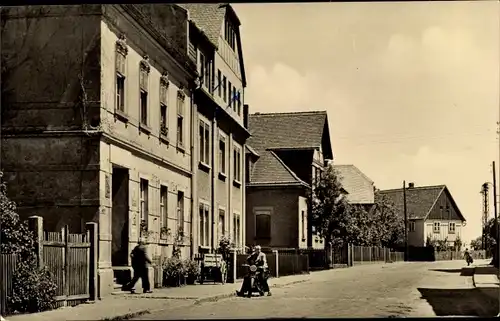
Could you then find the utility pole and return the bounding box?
[403,180,408,262]
[482,183,490,251]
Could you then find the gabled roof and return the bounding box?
[179,4,226,49]
[248,111,331,156]
[377,185,466,221]
[334,164,374,204]
[247,111,332,187]
[180,3,247,87]
[247,151,309,187]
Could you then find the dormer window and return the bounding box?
[224,18,237,51]
[199,52,213,93]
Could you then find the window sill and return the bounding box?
[233,179,242,188]
[218,172,227,181]
[199,245,211,251]
[114,110,129,122]
[448,231,456,234]
[301,238,306,242]
[159,134,170,145]
[199,162,211,173]
[159,238,169,245]
[433,231,440,234]
[139,123,152,134]
[176,143,186,153]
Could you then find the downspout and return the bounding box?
[189,87,195,260]
[211,107,218,253]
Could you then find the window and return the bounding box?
[217,69,222,97]
[160,185,168,232]
[228,81,232,107]
[199,120,210,165]
[409,221,415,232]
[199,52,212,93]
[449,222,456,234]
[199,203,210,246]
[177,91,185,147]
[232,86,236,111]
[139,65,149,125]
[224,19,237,51]
[233,146,241,182]
[115,50,126,112]
[237,90,241,116]
[177,191,184,234]
[433,222,440,234]
[160,78,168,137]
[218,209,225,239]
[301,210,306,240]
[233,213,241,247]
[219,135,226,175]
[255,212,271,239]
[222,76,227,103]
[140,179,149,233]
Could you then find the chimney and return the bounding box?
[408,182,415,188]
[243,104,249,129]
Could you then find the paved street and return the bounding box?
[133,260,497,319]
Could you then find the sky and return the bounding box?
[233,1,500,244]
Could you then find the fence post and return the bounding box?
[86,222,98,301]
[28,216,44,269]
[369,247,372,263]
[383,247,386,263]
[63,225,69,306]
[360,246,363,264]
[347,244,351,267]
[273,250,279,278]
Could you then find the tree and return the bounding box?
[0,172,57,313]
[372,193,405,249]
[453,236,463,252]
[470,236,482,251]
[308,165,352,249]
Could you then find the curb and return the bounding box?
[101,278,310,320]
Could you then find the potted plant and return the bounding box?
[183,259,200,285]
[162,257,184,287]
[160,227,171,240]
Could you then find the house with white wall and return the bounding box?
[377,183,466,248]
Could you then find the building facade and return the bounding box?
[180,3,250,254]
[245,111,333,250]
[378,184,467,247]
[333,164,375,205]
[1,4,201,297]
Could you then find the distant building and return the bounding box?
[333,164,375,205]
[245,111,333,249]
[377,183,467,247]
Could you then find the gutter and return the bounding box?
[189,87,196,259]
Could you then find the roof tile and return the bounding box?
[334,164,374,204]
[179,4,227,49]
[377,185,445,219]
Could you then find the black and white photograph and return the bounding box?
[0,1,499,319]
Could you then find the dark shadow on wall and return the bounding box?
[417,287,498,317]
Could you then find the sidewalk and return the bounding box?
[4,273,312,321]
[472,263,500,316]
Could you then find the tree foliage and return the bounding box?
[470,236,483,251]
[0,172,57,313]
[308,166,351,247]
[309,166,404,249]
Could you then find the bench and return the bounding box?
[199,253,227,284]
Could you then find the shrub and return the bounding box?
[0,172,57,314]
[183,259,200,278]
[162,257,184,287]
[8,257,57,314]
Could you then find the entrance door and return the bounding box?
[111,166,130,266]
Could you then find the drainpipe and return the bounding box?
[189,85,197,260]
[211,107,218,253]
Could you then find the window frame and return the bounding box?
[177,191,185,235]
[139,179,149,234]
[449,222,456,234]
[177,90,185,148]
[409,221,415,232]
[139,60,150,126]
[159,75,169,138]
[199,202,210,247]
[199,119,211,166]
[218,208,226,240]
[233,145,241,183]
[219,133,227,176]
[255,211,271,240]
[433,221,440,234]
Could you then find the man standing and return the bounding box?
[123,238,153,294]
